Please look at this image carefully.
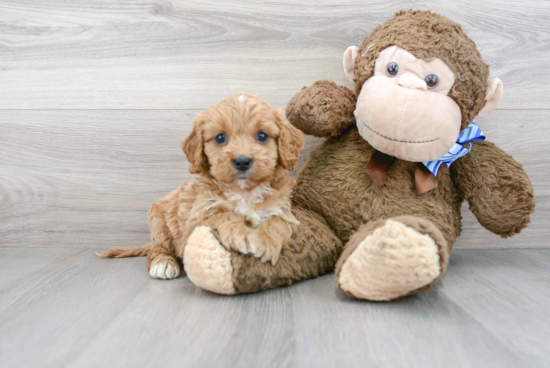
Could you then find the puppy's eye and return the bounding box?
[425,74,439,88]
[215,133,227,145]
[256,132,269,143]
[386,62,399,77]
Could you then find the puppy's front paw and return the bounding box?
[227,231,274,263]
[215,226,283,265]
[259,246,282,265]
[257,235,283,265]
[215,225,260,257]
[149,257,181,280]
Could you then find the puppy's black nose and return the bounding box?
[233,156,253,172]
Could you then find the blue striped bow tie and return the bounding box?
[422,122,485,177]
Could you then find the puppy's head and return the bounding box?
[182,94,304,188]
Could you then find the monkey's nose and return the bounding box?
[398,74,427,91]
[233,156,253,172]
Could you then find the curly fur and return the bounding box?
[99,94,305,273]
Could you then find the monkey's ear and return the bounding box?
[478,78,503,117]
[182,115,208,174]
[343,46,359,83]
[275,109,305,171]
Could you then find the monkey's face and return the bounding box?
[351,46,462,162]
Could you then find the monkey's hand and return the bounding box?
[286,80,357,137]
[452,141,535,237]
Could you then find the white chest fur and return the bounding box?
[222,184,276,228]
[201,183,292,228]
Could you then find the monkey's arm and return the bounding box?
[286,80,357,137]
[452,141,535,237]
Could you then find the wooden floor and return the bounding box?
[0,248,548,367]
[1,1,550,367]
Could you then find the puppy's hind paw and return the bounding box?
[149,258,181,280]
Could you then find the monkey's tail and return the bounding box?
[97,243,151,258]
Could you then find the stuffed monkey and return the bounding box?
[183,10,534,301]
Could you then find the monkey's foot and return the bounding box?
[335,216,449,301]
[183,226,237,295]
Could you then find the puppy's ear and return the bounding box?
[182,114,208,174]
[275,109,305,171]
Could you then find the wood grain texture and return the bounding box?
[0,0,549,109]
[0,248,548,367]
[1,2,549,367]
[442,250,550,364]
[0,109,547,249]
[0,109,321,249]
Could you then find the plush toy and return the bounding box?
[184,10,534,300]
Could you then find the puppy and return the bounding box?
[99,94,304,280]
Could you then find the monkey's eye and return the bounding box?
[386,62,399,76]
[256,131,269,143]
[215,133,227,145]
[425,74,439,88]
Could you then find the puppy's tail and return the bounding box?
[97,243,151,258]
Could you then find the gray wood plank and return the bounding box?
[0,109,547,249]
[0,247,89,312]
[67,278,297,368]
[0,248,148,368]
[290,274,526,368]
[0,0,549,109]
[441,249,550,366]
[1,248,548,367]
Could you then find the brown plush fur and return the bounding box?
[230,207,343,293]
[291,126,463,245]
[286,81,356,137]
[218,10,534,299]
[452,141,534,237]
[100,94,305,274]
[353,10,489,130]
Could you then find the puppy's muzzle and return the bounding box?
[233,156,253,172]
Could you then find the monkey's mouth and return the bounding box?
[358,120,440,144]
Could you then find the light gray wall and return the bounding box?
[1,0,548,249]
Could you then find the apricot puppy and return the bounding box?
[99,94,304,280]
